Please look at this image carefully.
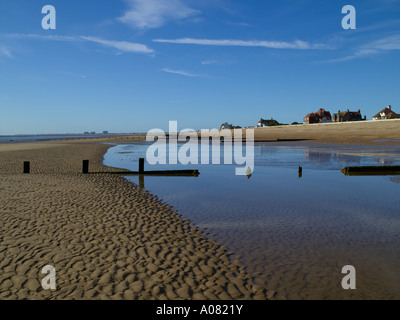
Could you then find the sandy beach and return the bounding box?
[1,120,399,300]
[251,119,400,144]
[0,141,267,300]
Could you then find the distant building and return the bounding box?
[304,108,332,124]
[220,122,241,130]
[102,131,109,134]
[333,109,366,122]
[372,105,400,120]
[258,118,280,127]
[220,122,233,130]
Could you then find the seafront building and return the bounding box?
[303,108,332,124]
[220,122,233,130]
[220,122,241,130]
[333,109,366,122]
[372,105,400,120]
[258,118,280,127]
[218,104,398,129]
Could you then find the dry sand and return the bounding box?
[243,120,400,144]
[0,141,267,300]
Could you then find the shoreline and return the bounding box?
[0,141,268,300]
[2,119,400,148]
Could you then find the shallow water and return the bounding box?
[104,141,400,299]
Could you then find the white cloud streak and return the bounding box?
[323,34,400,63]
[2,33,154,55]
[161,67,200,77]
[153,38,327,50]
[369,34,400,50]
[0,45,13,58]
[80,36,154,54]
[118,0,200,29]
[201,60,219,65]
[5,34,77,42]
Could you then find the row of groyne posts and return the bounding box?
[21,160,400,178]
[22,159,200,189]
[22,160,298,177]
[22,159,199,175]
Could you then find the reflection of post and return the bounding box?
[298,166,303,178]
[139,174,144,189]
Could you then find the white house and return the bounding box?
[372,105,400,120]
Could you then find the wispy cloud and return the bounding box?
[61,71,87,79]
[369,34,400,50]
[201,60,219,65]
[153,38,328,50]
[323,34,400,63]
[118,0,200,29]
[352,19,400,34]
[161,67,200,77]
[2,33,154,55]
[80,36,154,54]
[0,45,13,58]
[5,34,76,42]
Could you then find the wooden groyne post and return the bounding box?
[139,158,144,174]
[82,160,89,174]
[341,166,400,176]
[87,157,199,177]
[23,161,30,174]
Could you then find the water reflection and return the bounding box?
[377,158,394,165]
[332,153,362,165]
[103,141,400,299]
[303,149,364,166]
[390,176,400,184]
[303,151,331,163]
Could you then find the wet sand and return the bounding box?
[0,141,267,300]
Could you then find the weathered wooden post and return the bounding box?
[82,160,89,174]
[298,166,303,178]
[139,158,145,174]
[23,161,30,174]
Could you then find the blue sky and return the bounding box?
[1,0,399,134]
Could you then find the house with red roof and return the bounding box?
[304,108,332,124]
[372,105,400,120]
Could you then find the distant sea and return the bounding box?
[0,134,124,143]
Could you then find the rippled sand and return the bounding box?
[0,141,267,300]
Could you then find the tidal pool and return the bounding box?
[104,141,400,299]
